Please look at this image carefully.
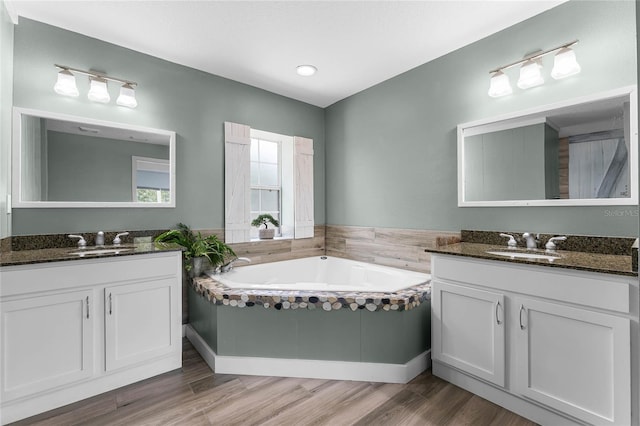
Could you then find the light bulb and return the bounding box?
[87,77,110,103]
[53,69,79,97]
[116,83,137,108]
[551,47,581,80]
[488,70,512,98]
[517,59,544,90]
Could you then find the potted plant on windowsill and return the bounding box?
[154,223,236,277]
[251,214,280,240]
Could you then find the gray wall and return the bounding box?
[0,2,13,238]
[325,1,638,237]
[10,18,325,235]
[46,132,169,202]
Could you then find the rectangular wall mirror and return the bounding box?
[12,108,176,208]
[458,86,638,206]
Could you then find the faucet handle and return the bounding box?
[499,233,517,248]
[68,234,87,247]
[545,236,567,250]
[113,232,130,245]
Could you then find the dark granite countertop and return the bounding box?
[0,242,184,267]
[426,242,636,277]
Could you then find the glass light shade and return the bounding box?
[296,65,317,76]
[116,83,138,108]
[517,59,544,89]
[87,77,110,103]
[551,47,581,80]
[53,69,79,97]
[488,70,512,98]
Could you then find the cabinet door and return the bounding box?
[515,297,630,426]
[432,281,505,387]
[105,279,178,371]
[1,290,94,401]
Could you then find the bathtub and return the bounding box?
[207,255,430,293]
[188,255,433,383]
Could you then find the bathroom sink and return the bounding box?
[69,248,133,256]
[486,251,560,261]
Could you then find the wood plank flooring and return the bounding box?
[13,339,537,426]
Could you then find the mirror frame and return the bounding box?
[11,107,176,208]
[457,86,638,207]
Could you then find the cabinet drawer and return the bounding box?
[1,252,182,297]
[432,254,631,314]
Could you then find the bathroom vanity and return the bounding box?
[0,247,183,424]
[428,239,637,426]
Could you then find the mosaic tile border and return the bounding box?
[191,275,431,312]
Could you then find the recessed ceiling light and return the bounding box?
[296,65,317,77]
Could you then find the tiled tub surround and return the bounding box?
[325,225,460,273]
[192,273,431,313]
[426,230,637,277]
[187,257,432,383]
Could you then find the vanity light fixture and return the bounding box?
[116,83,138,108]
[517,59,544,89]
[551,47,581,79]
[488,40,580,98]
[54,68,79,97]
[296,64,317,76]
[488,70,512,98]
[87,76,110,103]
[53,64,138,108]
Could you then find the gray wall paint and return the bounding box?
[46,132,169,202]
[325,1,638,237]
[0,3,13,238]
[10,18,325,235]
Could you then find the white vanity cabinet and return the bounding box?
[1,289,95,401]
[0,251,182,425]
[431,254,634,426]
[105,279,177,371]
[431,282,505,387]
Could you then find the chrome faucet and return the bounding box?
[95,231,105,246]
[220,257,251,273]
[68,234,87,248]
[113,232,129,245]
[545,236,567,251]
[522,233,539,249]
[499,233,517,248]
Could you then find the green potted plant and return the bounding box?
[155,223,236,277]
[251,214,280,239]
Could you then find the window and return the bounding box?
[132,156,170,203]
[250,138,281,238]
[224,122,313,243]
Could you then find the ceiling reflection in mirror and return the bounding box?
[458,87,637,207]
[13,108,176,208]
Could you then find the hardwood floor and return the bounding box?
[14,339,537,426]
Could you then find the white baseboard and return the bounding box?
[185,324,429,384]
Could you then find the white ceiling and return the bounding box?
[7,0,567,108]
